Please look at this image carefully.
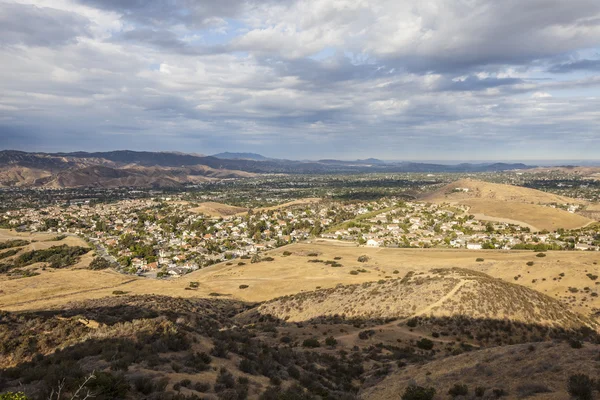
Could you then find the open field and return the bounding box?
[420,178,594,231]
[255,198,321,212]
[422,178,587,205]
[187,198,321,218]
[463,199,593,231]
[188,201,248,217]
[2,241,599,318]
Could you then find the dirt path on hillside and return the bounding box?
[415,280,468,316]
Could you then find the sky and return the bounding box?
[1,0,600,161]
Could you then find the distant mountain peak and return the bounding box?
[211,152,270,161]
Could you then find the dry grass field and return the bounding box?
[258,268,595,328]
[422,178,586,205]
[187,198,321,218]
[255,198,321,212]
[188,201,249,217]
[3,240,599,320]
[421,178,594,231]
[463,198,593,231]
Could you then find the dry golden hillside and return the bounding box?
[3,241,600,317]
[462,198,593,231]
[258,268,595,329]
[362,341,600,400]
[421,178,592,231]
[188,202,249,217]
[422,178,585,205]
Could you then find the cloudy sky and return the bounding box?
[1,0,600,160]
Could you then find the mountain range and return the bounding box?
[0,150,535,188]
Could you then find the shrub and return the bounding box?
[282,251,292,256]
[302,338,320,348]
[526,261,534,266]
[406,318,418,328]
[89,257,114,270]
[112,290,127,295]
[189,281,199,288]
[475,387,486,397]
[358,330,375,340]
[516,383,551,397]
[569,339,583,349]
[476,258,484,262]
[238,262,246,266]
[357,255,370,263]
[0,393,29,400]
[416,338,434,350]
[325,336,338,347]
[307,252,318,257]
[86,372,129,399]
[263,257,275,262]
[448,384,468,397]
[239,285,249,289]
[536,252,546,258]
[587,273,598,281]
[350,270,359,275]
[568,374,594,400]
[401,385,435,400]
[194,382,211,392]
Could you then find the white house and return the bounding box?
[366,239,383,247]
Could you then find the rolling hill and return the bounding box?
[258,268,596,329]
[0,151,537,188]
[0,151,255,188]
[422,178,585,205]
[422,178,593,231]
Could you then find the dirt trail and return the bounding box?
[415,279,468,316]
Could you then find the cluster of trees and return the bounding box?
[12,245,89,270]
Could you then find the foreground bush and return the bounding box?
[401,385,435,400]
[567,374,594,400]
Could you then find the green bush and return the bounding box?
[325,336,338,347]
[0,393,29,400]
[357,255,370,262]
[448,383,468,397]
[401,385,435,400]
[536,252,546,258]
[302,338,320,348]
[416,338,434,350]
[567,374,594,400]
[89,257,113,270]
[476,258,484,262]
[239,285,249,289]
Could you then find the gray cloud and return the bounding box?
[0,2,91,46]
[549,58,600,73]
[0,0,599,160]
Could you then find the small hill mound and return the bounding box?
[463,198,593,231]
[188,202,249,217]
[258,268,595,329]
[421,179,592,231]
[422,178,584,205]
